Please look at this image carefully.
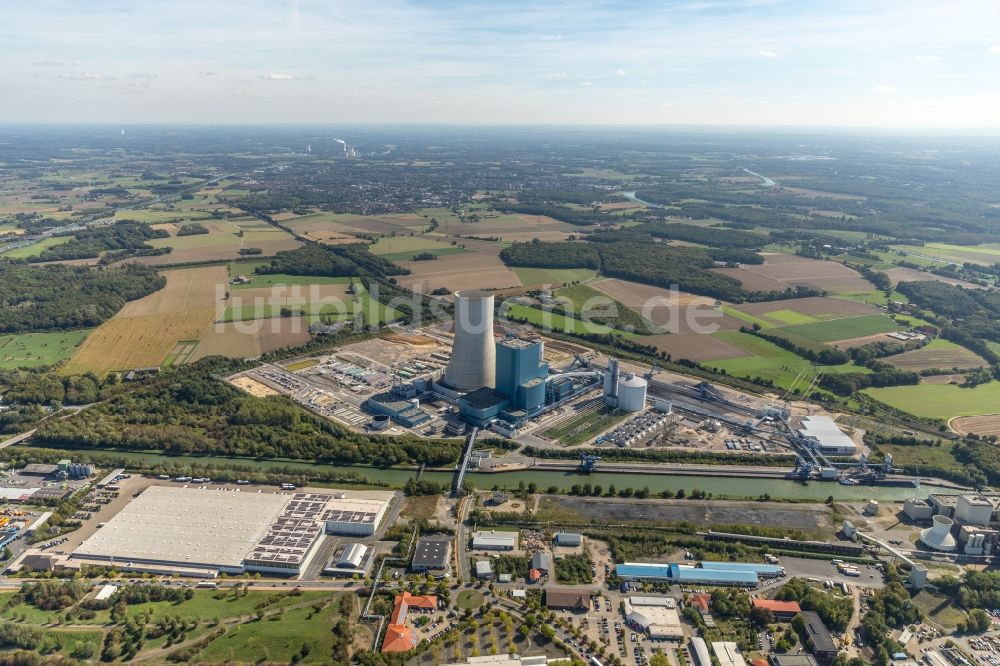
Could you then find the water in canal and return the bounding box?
[36,446,951,502]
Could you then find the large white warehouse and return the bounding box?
[797,416,857,456]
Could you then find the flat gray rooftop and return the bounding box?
[73,486,290,569]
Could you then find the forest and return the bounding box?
[258,244,409,279]
[27,221,169,263]
[32,363,462,467]
[0,263,165,334]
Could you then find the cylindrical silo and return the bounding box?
[444,290,496,390]
[616,373,647,412]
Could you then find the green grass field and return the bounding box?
[863,381,1000,420]
[456,590,485,610]
[762,308,822,325]
[3,236,72,259]
[833,291,891,306]
[512,267,598,286]
[504,303,634,337]
[195,598,345,664]
[710,331,868,392]
[0,330,91,369]
[779,314,901,343]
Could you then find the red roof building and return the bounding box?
[689,593,712,612]
[751,597,802,619]
[381,592,438,653]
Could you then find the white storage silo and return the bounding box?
[616,373,647,412]
[444,290,496,390]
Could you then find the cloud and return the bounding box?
[545,73,567,80]
[660,101,673,108]
[199,71,219,77]
[614,69,627,76]
[757,48,779,59]
[989,44,1000,54]
[914,54,939,63]
[541,34,562,41]
[58,72,108,80]
[130,72,158,79]
[33,60,76,67]
[580,81,593,86]
[260,72,298,80]
[873,84,899,93]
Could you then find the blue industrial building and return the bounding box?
[699,561,785,578]
[458,387,510,428]
[459,336,552,427]
[614,562,765,587]
[494,337,549,411]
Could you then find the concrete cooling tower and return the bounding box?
[920,514,957,552]
[444,290,496,391]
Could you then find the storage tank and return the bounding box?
[616,373,647,412]
[443,290,496,390]
[920,514,957,552]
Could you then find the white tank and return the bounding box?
[444,290,496,390]
[616,373,647,412]
[920,514,957,552]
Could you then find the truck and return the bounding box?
[156,475,170,480]
[280,483,296,490]
[236,479,250,485]
[196,581,218,589]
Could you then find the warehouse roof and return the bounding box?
[700,561,784,575]
[798,416,856,453]
[616,562,760,585]
[544,586,593,609]
[713,642,748,666]
[73,486,289,569]
[472,530,518,548]
[412,536,451,570]
[800,611,836,654]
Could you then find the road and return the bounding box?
[455,496,473,581]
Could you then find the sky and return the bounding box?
[2,0,1000,127]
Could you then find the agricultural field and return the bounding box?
[775,313,902,345]
[0,330,91,369]
[129,218,301,266]
[189,316,313,361]
[727,296,879,329]
[551,283,654,333]
[397,242,521,293]
[503,303,633,337]
[863,381,1000,421]
[714,253,874,293]
[368,234,469,261]
[889,242,1000,266]
[62,265,228,374]
[512,266,598,287]
[636,332,750,362]
[884,266,988,290]
[592,278,742,333]
[950,414,1000,437]
[886,339,986,371]
[707,331,867,392]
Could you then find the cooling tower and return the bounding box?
[444,290,496,391]
[920,514,957,552]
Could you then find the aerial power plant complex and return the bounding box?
[366,290,648,434]
[442,291,648,430]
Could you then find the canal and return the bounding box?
[26,445,955,502]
